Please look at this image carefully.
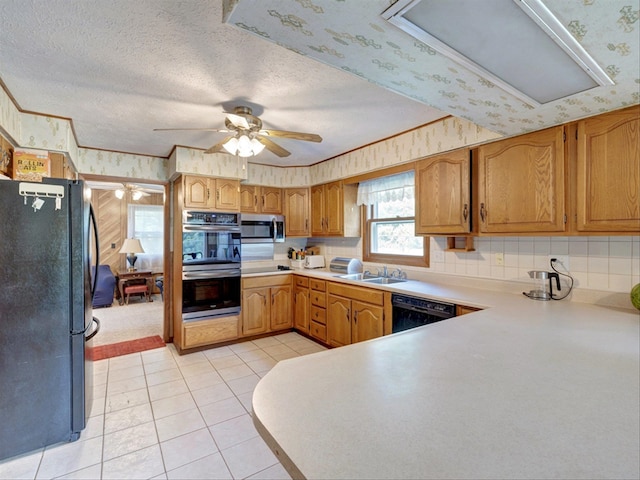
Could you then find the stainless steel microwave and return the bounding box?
[241,214,285,243]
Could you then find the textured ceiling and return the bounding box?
[0,0,638,168]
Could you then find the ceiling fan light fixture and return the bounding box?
[131,190,143,201]
[115,189,124,199]
[250,137,265,155]
[237,135,253,157]
[223,137,239,155]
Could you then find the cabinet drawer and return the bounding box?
[310,305,326,325]
[309,279,326,291]
[294,276,309,288]
[309,320,327,342]
[327,282,384,306]
[243,275,291,289]
[311,291,326,308]
[182,316,239,349]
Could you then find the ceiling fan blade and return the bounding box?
[257,136,290,157]
[153,128,230,132]
[205,136,235,154]
[260,129,322,143]
[226,113,250,130]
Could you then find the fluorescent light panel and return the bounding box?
[382,0,614,106]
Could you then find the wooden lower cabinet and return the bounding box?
[293,276,310,333]
[326,282,384,347]
[241,275,292,336]
[308,279,327,342]
[182,315,239,349]
[456,305,482,316]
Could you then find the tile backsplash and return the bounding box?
[299,235,640,296]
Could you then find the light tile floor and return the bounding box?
[0,332,327,480]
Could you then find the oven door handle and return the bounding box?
[183,269,241,279]
[183,224,240,232]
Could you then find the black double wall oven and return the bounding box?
[182,211,241,321]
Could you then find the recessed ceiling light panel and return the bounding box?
[382,0,614,106]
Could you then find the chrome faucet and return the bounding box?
[378,265,388,277]
[391,268,407,279]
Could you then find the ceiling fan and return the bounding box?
[87,181,160,201]
[154,106,322,158]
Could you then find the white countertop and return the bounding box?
[250,268,640,479]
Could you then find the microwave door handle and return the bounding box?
[272,218,277,242]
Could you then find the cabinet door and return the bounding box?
[477,126,566,234]
[261,187,282,214]
[327,295,351,347]
[577,106,640,232]
[215,179,240,211]
[284,188,310,236]
[270,285,292,331]
[242,287,269,336]
[352,301,384,343]
[184,176,215,209]
[293,286,310,333]
[416,149,470,234]
[240,184,259,213]
[310,184,326,236]
[325,181,344,236]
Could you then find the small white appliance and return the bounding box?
[304,256,326,269]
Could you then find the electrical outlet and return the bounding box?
[495,252,504,266]
[549,255,570,271]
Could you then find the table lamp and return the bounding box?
[119,238,145,271]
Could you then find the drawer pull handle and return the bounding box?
[480,203,486,222]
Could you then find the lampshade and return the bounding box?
[119,238,145,254]
[119,238,145,271]
[223,134,264,157]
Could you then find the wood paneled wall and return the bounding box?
[91,189,164,275]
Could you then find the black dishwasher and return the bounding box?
[391,294,456,333]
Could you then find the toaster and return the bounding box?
[304,255,326,269]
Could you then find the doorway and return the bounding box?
[85,179,168,346]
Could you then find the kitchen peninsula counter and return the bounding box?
[251,270,640,479]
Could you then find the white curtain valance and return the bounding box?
[356,171,415,206]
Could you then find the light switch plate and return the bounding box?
[495,252,504,266]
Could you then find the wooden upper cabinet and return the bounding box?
[183,175,239,211]
[283,187,310,237]
[240,184,259,213]
[311,181,359,237]
[311,184,326,236]
[240,185,282,214]
[477,126,566,234]
[184,175,213,209]
[415,149,471,235]
[576,105,640,233]
[216,178,240,211]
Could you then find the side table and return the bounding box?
[117,270,154,305]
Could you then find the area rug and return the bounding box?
[88,335,166,361]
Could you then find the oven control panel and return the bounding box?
[183,211,239,226]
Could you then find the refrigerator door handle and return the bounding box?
[89,204,99,300]
[85,317,100,342]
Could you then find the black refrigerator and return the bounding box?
[0,177,100,461]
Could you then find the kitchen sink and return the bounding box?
[335,273,380,281]
[362,277,407,284]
